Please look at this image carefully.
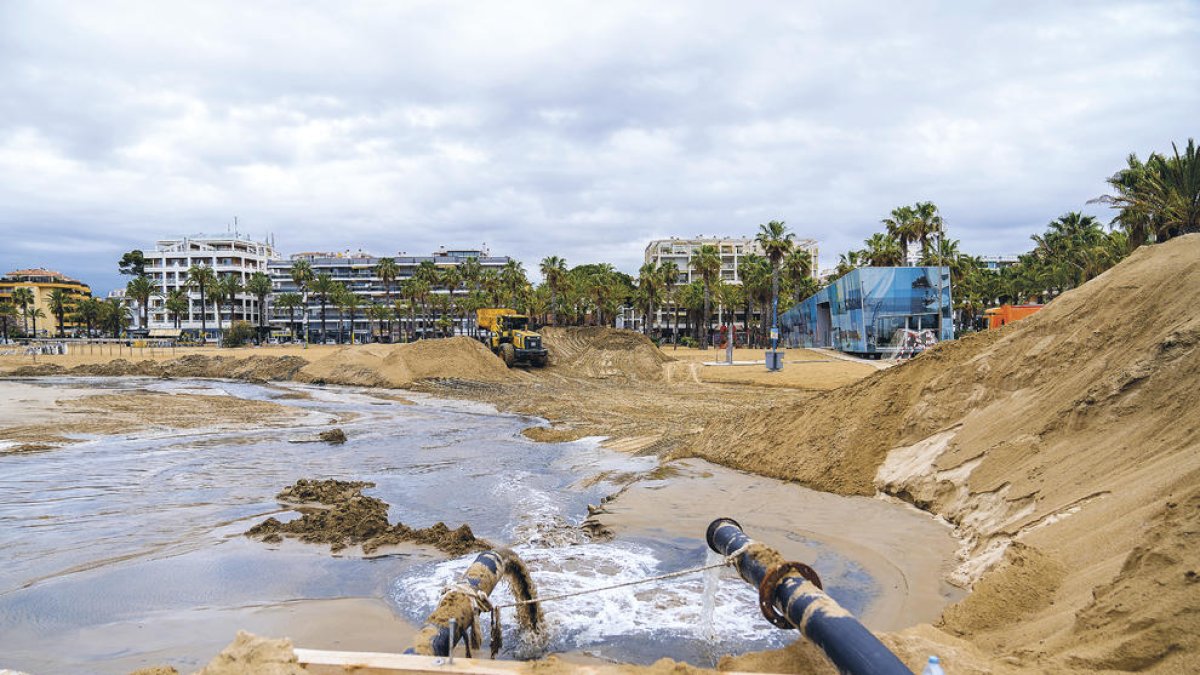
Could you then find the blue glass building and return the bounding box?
[779,267,953,357]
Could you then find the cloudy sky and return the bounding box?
[2,1,1197,294]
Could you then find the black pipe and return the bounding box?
[707,518,912,675]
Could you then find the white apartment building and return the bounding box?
[641,235,819,334]
[144,233,280,337]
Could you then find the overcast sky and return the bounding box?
[1,1,1197,294]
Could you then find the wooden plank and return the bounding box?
[295,648,775,675]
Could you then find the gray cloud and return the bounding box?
[1,0,1197,293]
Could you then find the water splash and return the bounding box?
[699,548,724,665]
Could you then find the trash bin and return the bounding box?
[765,349,783,371]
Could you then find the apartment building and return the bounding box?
[640,235,819,335]
[0,268,93,337]
[267,246,512,343]
[144,234,280,338]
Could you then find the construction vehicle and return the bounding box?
[476,308,548,367]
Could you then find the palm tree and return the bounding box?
[341,287,363,344]
[186,264,217,342]
[125,275,158,332]
[862,233,905,266]
[12,287,34,335]
[290,260,314,344]
[246,271,273,339]
[374,257,399,341]
[834,250,863,280]
[274,292,303,341]
[739,254,771,346]
[165,289,189,329]
[28,307,46,338]
[691,244,722,350]
[881,205,918,265]
[756,220,794,350]
[636,262,662,337]
[76,297,103,337]
[500,260,528,311]
[366,303,390,343]
[47,289,70,337]
[457,257,484,335]
[440,266,463,336]
[0,302,16,342]
[657,261,680,343]
[215,274,243,343]
[100,298,127,338]
[539,256,568,326]
[911,202,944,255]
[309,273,337,344]
[1098,138,1199,243]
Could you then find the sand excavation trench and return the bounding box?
[0,376,960,674]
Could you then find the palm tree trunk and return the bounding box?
[319,301,327,344]
[702,281,710,350]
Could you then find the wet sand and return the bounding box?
[596,458,963,632]
[3,597,416,674]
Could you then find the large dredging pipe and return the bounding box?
[707,518,912,675]
[410,548,542,658]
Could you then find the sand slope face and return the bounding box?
[694,234,1200,671]
[540,327,673,382]
[297,337,516,388]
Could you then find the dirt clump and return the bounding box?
[194,631,306,675]
[693,234,1200,671]
[247,479,491,556]
[540,327,673,381]
[318,427,346,444]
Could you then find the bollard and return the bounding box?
[707,518,911,675]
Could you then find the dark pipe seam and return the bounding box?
[707,518,912,675]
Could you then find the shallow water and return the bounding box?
[0,377,958,673]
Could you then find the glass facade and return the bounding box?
[779,267,953,356]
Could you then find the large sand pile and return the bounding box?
[297,337,515,388]
[7,355,309,381]
[693,234,1200,672]
[540,327,673,381]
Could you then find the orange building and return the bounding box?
[984,304,1042,330]
[0,268,93,337]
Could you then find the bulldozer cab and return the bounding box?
[500,315,529,332]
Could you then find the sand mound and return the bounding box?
[693,234,1200,671]
[194,631,305,675]
[540,327,673,381]
[246,479,491,556]
[298,337,514,388]
[5,355,311,381]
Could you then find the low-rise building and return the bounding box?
[143,233,280,339]
[0,268,92,337]
[267,246,512,343]
[779,266,953,357]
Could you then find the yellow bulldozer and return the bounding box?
[476,308,548,367]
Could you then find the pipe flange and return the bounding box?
[758,561,824,629]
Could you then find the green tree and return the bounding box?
[440,265,463,336]
[125,275,158,331]
[309,273,337,344]
[912,202,944,254]
[1099,138,1199,244]
[636,262,662,337]
[691,244,722,349]
[862,233,904,266]
[101,298,128,337]
[783,248,816,304]
[290,260,315,344]
[756,220,794,349]
[374,257,399,340]
[11,287,34,335]
[246,271,273,337]
[881,205,918,265]
[0,301,17,342]
[119,250,146,277]
[28,307,46,338]
[186,264,217,342]
[165,289,190,329]
[213,274,244,343]
[75,297,103,337]
[47,288,70,337]
[540,256,568,326]
[274,292,304,341]
[658,261,681,343]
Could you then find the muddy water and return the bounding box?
[0,377,960,673]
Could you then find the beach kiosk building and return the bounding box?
[779,266,953,357]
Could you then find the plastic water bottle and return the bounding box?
[921,655,945,675]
